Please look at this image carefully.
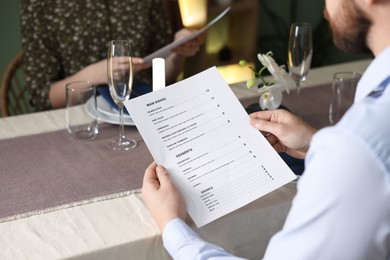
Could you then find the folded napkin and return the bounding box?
[96,83,152,114]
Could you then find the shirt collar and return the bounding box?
[355,46,390,102]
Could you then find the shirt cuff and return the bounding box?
[162,218,201,257]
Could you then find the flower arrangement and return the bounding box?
[239,52,295,110]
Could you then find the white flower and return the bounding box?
[240,52,296,110]
[257,52,295,94]
[258,82,283,110]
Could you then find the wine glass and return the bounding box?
[287,22,313,116]
[107,40,137,150]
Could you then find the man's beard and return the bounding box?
[324,1,372,54]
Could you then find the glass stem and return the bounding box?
[118,103,125,142]
[296,81,301,117]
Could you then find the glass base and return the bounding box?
[109,137,137,151]
[70,128,98,141]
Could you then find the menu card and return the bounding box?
[143,7,230,64]
[124,67,296,227]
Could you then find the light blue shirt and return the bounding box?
[162,47,390,260]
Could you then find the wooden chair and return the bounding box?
[0,51,34,117]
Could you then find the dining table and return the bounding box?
[0,58,371,260]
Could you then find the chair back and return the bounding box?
[0,51,34,117]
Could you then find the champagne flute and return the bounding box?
[107,40,137,150]
[287,22,313,116]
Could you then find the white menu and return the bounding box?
[143,7,230,64]
[124,67,296,227]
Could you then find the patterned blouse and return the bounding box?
[20,0,173,111]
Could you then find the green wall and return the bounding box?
[0,1,21,82]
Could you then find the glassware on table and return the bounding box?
[287,22,313,116]
[328,72,361,125]
[66,81,98,141]
[107,40,137,150]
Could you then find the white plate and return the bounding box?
[85,96,135,126]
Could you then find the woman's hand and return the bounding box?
[172,28,205,57]
[132,57,151,74]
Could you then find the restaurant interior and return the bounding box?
[0,0,376,259]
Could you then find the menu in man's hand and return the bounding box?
[124,67,296,227]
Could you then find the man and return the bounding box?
[142,0,390,258]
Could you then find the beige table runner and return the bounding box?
[0,124,153,222]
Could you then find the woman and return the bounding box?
[21,0,204,111]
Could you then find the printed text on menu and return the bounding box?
[146,87,275,213]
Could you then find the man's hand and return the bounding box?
[250,109,317,159]
[142,162,187,231]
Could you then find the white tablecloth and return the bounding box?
[0,59,371,259]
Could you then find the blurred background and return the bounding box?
[0,0,372,108]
